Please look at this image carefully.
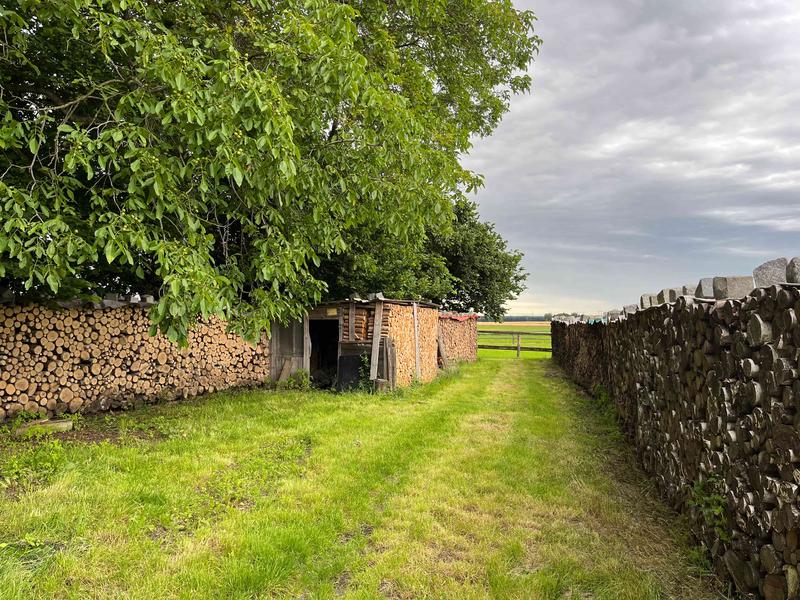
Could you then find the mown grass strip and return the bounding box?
[309,360,722,600]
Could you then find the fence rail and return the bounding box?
[477,345,553,353]
[477,331,552,356]
[479,331,551,337]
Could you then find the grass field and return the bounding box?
[0,358,720,599]
[478,321,552,358]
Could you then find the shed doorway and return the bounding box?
[309,319,339,388]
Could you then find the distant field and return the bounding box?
[478,321,551,358]
[478,321,551,332]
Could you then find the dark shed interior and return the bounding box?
[309,319,339,388]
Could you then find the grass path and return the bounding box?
[0,359,721,599]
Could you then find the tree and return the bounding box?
[315,223,454,302]
[431,199,526,320]
[0,0,539,342]
[316,199,526,321]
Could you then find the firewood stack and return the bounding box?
[553,285,800,599]
[438,313,479,363]
[341,305,379,342]
[0,304,270,422]
[386,304,438,386]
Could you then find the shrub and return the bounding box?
[278,369,311,392]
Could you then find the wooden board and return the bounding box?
[413,302,421,379]
[387,338,396,389]
[303,316,310,372]
[369,301,384,380]
[277,358,292,382]
[437,330,450,369]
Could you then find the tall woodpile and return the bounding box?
[553,285,800,599]
[0,304,270,422]
[386,304,438,386]
[438,313,478,363]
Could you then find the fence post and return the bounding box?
[516,333,521,358]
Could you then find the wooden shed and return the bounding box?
[271,297,440,390]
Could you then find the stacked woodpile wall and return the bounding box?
[416,307,439,382]
[551,321,607,393]
[438,314,478,363]
[0,304,270,422]
[0,298,465,421]
[552,286,800,599]
[341,305,381,342]
[387,305,438,386]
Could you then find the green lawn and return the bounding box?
[0,359,720,599]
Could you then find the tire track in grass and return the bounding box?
[492,360,721,600]
[324,359,721,600]
[324,359,528,599]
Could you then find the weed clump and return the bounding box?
[276,369,312,391]
[0,439,66,492]
[688,476,730,543]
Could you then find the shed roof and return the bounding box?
[316,296,440,309]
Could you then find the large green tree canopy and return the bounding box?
[0,0,539,341]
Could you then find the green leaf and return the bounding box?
[46,273,59,293]
[232,167,243,186]
[105,243,119,264]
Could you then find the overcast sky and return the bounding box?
[464,0,800,315]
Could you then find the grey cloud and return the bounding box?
[703,205,800,232]
[464,0,800,314]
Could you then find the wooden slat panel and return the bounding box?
[348,301,355,341]
[369,301,384,380]
[413,302,421,379]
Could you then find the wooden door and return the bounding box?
[271,318,309,381]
